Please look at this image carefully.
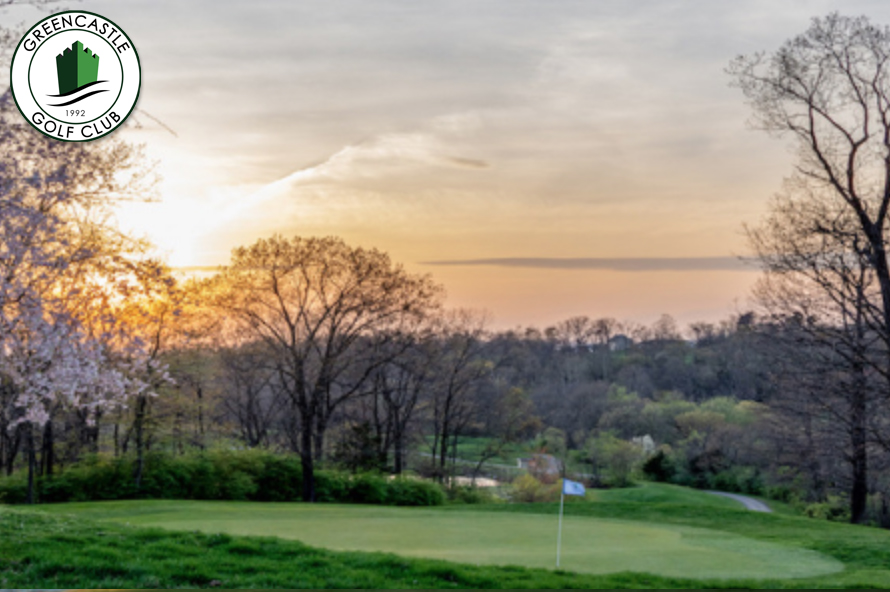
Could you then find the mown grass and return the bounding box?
[3,482,890,588]
[0,504,758,589]
[456,483,890,588]
[35,498,842,581]
[590,481,743,508]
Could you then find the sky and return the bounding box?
[5,0,890,330]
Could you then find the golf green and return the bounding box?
[42,500,843,580]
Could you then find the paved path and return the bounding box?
[707,491,772,512]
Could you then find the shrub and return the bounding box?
[314,470,350,503]
[586,433,641,488]
[511,473,560,503]
[253,456,302,501]
[641,448,676,483]
[709,467,764,496]
[348,473,389,504]
[389,478,446,506]
[0,475,28,504]
[447,485,496,505]
[765,485,797,504]
[0,451,444,507]
[804,495,850,522]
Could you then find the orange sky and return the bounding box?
[7,0,888,329]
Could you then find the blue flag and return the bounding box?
[562,478,586,496]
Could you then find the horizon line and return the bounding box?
[420,256,758,272]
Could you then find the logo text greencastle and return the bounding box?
[22,14,131,54]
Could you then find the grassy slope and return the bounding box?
[460,483,890,588]
[0,505,752,590]
[2,482,889,589]
[35,499,841,581]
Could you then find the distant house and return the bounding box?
[608,334,633,352]
[631,434,656,455]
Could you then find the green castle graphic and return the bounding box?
[56,41,99,95]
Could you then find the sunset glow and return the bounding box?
[9,0,888,328]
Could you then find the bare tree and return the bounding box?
[427,309,491,481]
[730,13,890,522]
[212,235,441,501]
[217,342,284,449]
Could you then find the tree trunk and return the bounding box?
[133,394,147,490]
[3,424,20,476]
[850,381,868,524]
[393,420,403,475]
[90,410,101,454]
[313,421,325,463]
[301,410,316,502]
[438,418,450,478]
[196,386,205,450]
[26,425,35,505]
[41,420,54,477]
[113,420,120,457]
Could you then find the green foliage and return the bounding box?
[510,473,560,502]
[252,455,303,502]
[446,484,497,504]
[765,485,799,505]
[307,470,445,506]
[586,432,641,488]
[709,466,764,496]
[0,475,27,504]
[0,450,444,507]
[533,426,567,458]
[804,496,851,522]
[389,478,447,506]
[331,422,386,473]
[312,470,350,502]
[641,447,677,483]
[346,473,389,504]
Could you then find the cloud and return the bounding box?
[422,257,757,272]
[247,113,489,201]
[444,156,490,169]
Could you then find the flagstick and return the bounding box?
[556,485,565,568]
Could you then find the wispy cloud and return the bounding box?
[422,257,756,271]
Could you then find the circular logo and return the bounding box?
[9,11,141,142]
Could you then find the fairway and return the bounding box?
[42,500,843,580]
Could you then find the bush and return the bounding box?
[586,432,641,488]
[447,485,496,505]
[641,448,676,483]
[314,470,351,502]
[348,473,389,504]
[0,450,443,507]
[389,478,446,506]
[804,495,850,522]
[709,467,764,496]
[764,485,798,504]
[253,456,302,501]
[510,474,560,503]
[0,475,27,504]
[39,455,135,502]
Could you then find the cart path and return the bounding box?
[707,491,772,512]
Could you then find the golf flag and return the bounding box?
[563,478,586,496]
[556,478,586,567]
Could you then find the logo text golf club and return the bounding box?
[9,11,141,142]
